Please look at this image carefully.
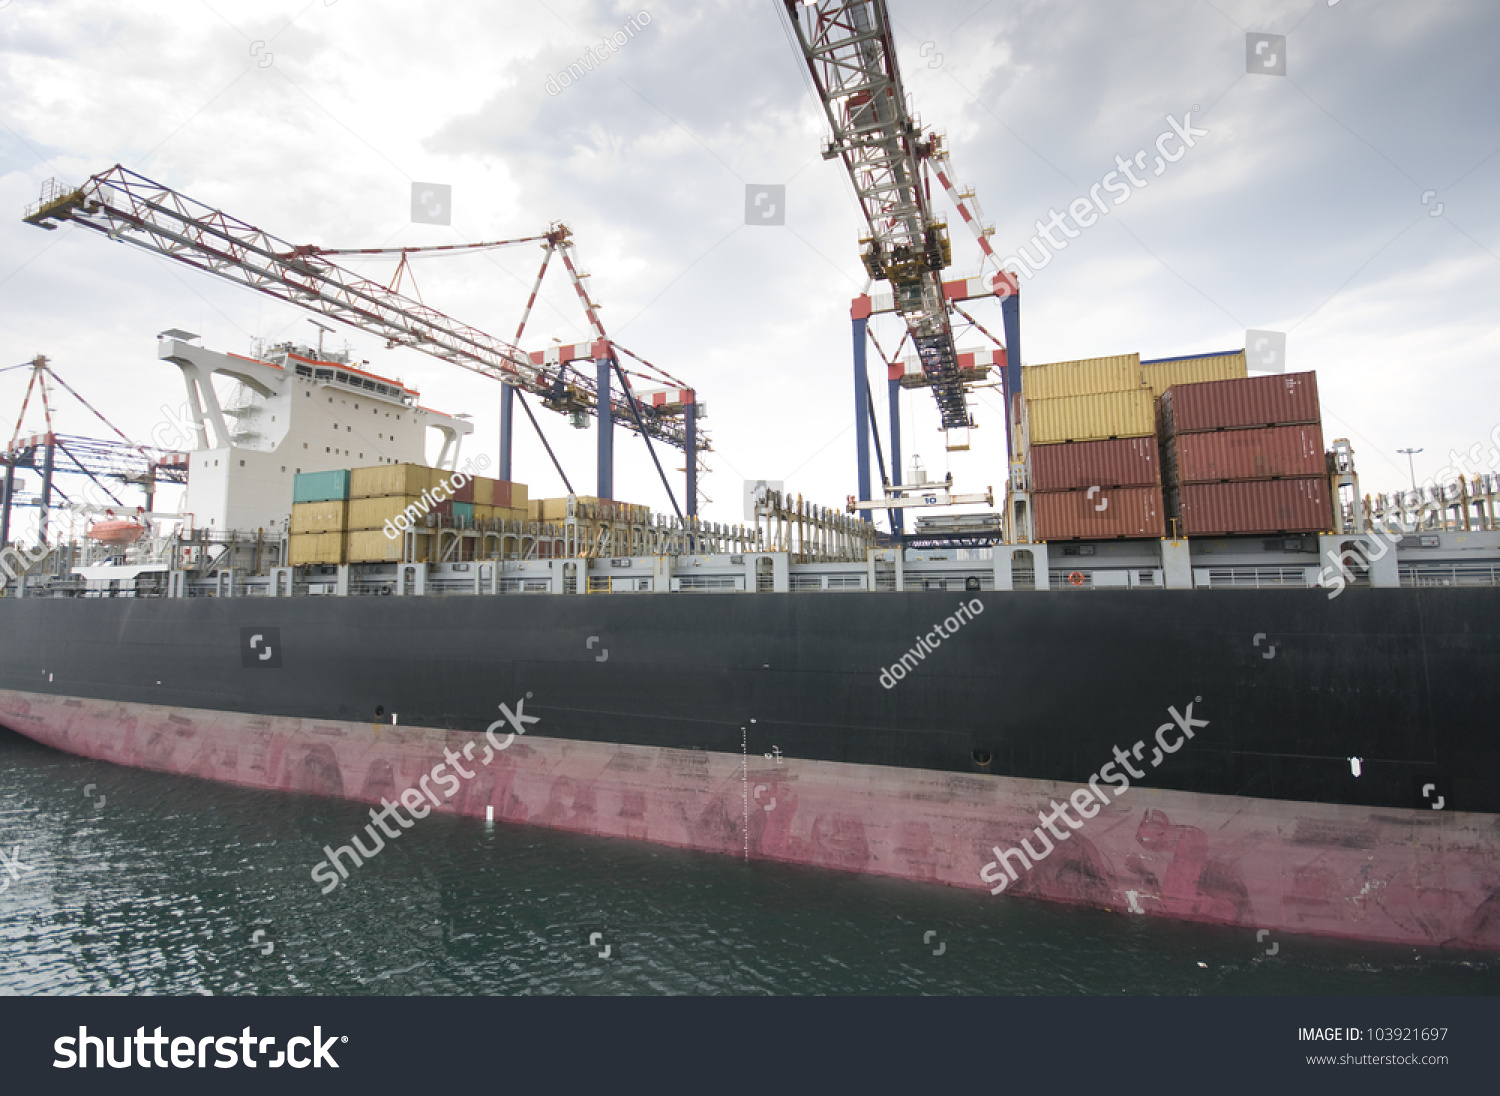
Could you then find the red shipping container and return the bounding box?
[449,475,475,503]
[1168,424,1325,483]
[1030,437,1160,491]
[493,481,512,509]
[1172,478,1329,535]
[1033,485,1164,541]
[1162,371,1320,434]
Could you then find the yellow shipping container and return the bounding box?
[473,477,494,506]
[1140,351,1247,399]
[474,504,495,524]
[510,482,529,509]
[290,500,347,535]
[345,528,409,563]
[527,499,540,521]
[537,498,570,521]
[348,495,429,530]
[1026,389,1156,445]
[1022,354,1141,401]
[288,532,345,565]
[350,463,434,499]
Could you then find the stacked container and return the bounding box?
[1160,372,1330,535]
[1140,350,1247,399]
[289,471,349,565]
[335,463,532,563]
[1022,354,1164,539]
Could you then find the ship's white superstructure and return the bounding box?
[158,331,473,533]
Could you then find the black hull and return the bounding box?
[1,588,1496,814]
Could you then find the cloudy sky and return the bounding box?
[2,0,1497,534]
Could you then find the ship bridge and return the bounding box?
[157,330,472,533]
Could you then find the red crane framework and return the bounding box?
[2,354,188,549]
[23,166,708,518]
[782,0,1023,534]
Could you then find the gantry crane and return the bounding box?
[2,355,187,548]
[781,0,1022,531]
[23,166,707,517]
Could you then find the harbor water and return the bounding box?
[1,727,1495,996]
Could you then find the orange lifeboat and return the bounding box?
[87,518,148,545]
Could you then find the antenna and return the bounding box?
[308,319,335,358]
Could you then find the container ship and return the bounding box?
[3,331,1499,951]
[4,0,1498,952]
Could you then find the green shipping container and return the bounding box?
[293,469,351,504]
[452,502,475,526]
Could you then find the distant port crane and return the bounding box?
[23,167,705,517]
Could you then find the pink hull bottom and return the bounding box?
[2,687,1498,950]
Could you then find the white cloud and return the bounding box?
[1,0,1497,536]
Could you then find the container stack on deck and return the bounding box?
[289,463,530,565]
[1022,351,1253,540]
[288,470,349,564]
[1160,372,1329,536]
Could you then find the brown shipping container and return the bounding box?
[1168,424,1325,483]
[1172,478,1330,535]
[1030,437,1160,491]
[1032,485,1164,540]
[1161,371,1319,434]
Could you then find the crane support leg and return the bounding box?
[852,314,872,523]
[499,382,514,482]
[0,460,13,546]
[685,402,698,518]
[596,355,613,500]
[887,376,903,535]
[39,441,54,545]
[1001,291,1022,460]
